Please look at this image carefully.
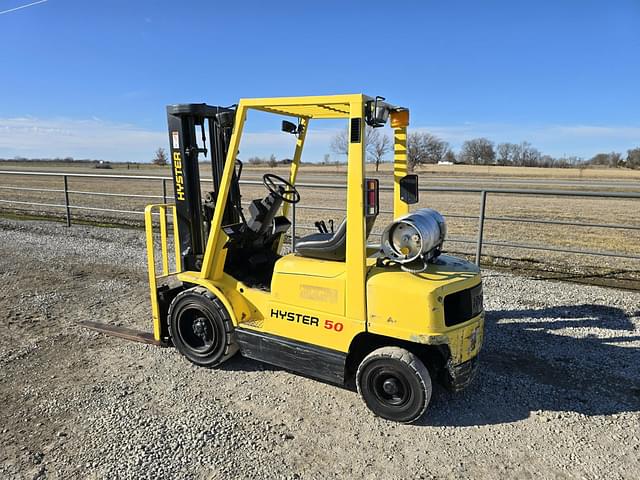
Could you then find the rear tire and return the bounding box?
[168,287,238,368]
[356,346,432,423]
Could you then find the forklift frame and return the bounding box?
[86,94,484,422]
[147,94,412,344]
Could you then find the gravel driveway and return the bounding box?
[0,218,638,479]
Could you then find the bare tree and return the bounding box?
[406,132,450,170]
[330,130,349,156]
[407,132,426,170]
[626,148,640,169]
[443,150,456,163]
[459,138,495,165]
[609,152,623,167]
[590,153,611,167]
[332,127,462,171]
[497,142,517,165]
[366,128,391,172]
[517,142,542,167]
[539,155,555,168]
[331,126,390,171]
[425,134,450,164]
[153,147,168,166]
[499,141,541,167]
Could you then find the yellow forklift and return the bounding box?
[83,95,484,423]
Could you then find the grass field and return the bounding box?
[3,160,640,179]
[1,162,639,288]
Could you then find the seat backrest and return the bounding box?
[295,215,377,262]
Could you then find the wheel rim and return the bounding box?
[176,307,218,354]
[368,367,411,407]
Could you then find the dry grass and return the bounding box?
[1,162,639,285]
[3,160,640,180]
[412,163,640,179]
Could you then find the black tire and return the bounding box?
[167,287,238,368]
[356,346,432,423]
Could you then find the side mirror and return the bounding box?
[281,120,298,134]
[399,174,419,204]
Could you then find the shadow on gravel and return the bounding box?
[220,353,355,390]
[220,355,283,374]
[420,304,640,427]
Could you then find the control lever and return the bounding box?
[315,221,329,234]
[200,123,208,157]
[328,219,334,233]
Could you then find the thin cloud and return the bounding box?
[551,125,640,138]
[0,0,47,16]
[0,116,166,162]
[2,116,637,163]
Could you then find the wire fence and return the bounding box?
[1,169,639,267]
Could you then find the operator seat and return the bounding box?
[295,216,377,261]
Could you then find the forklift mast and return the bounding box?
[166,103,240,271]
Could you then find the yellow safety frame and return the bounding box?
[144,95,413,342]
[275,116,309,253]
[144,204,181,341]
[195,95,385,324]
[393,125,409,218]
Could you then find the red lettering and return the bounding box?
[324,320,344,332]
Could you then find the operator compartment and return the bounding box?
[270,255,346,317]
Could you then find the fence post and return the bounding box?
[63,175,71,227]
[291,201,296,252]
[162,179,167,204]
[475,191,487,266]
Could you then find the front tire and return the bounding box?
[168,287,238,368]
[356,346,432,423]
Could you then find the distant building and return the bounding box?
[95,160,112,169]
[437,160,454,165]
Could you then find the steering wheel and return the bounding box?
[262,173,301,204]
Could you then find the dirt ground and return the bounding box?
[0,217,639,479]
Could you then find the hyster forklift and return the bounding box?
[83,95,484,423]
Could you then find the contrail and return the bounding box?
[0,0,48,16]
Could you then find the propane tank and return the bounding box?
[381,208,447,265]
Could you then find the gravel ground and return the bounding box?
[0,217,639,480]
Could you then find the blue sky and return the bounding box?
[0,0,638,162]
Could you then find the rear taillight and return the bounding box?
[365,178,379,216]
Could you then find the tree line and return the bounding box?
[330,128,640,171]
